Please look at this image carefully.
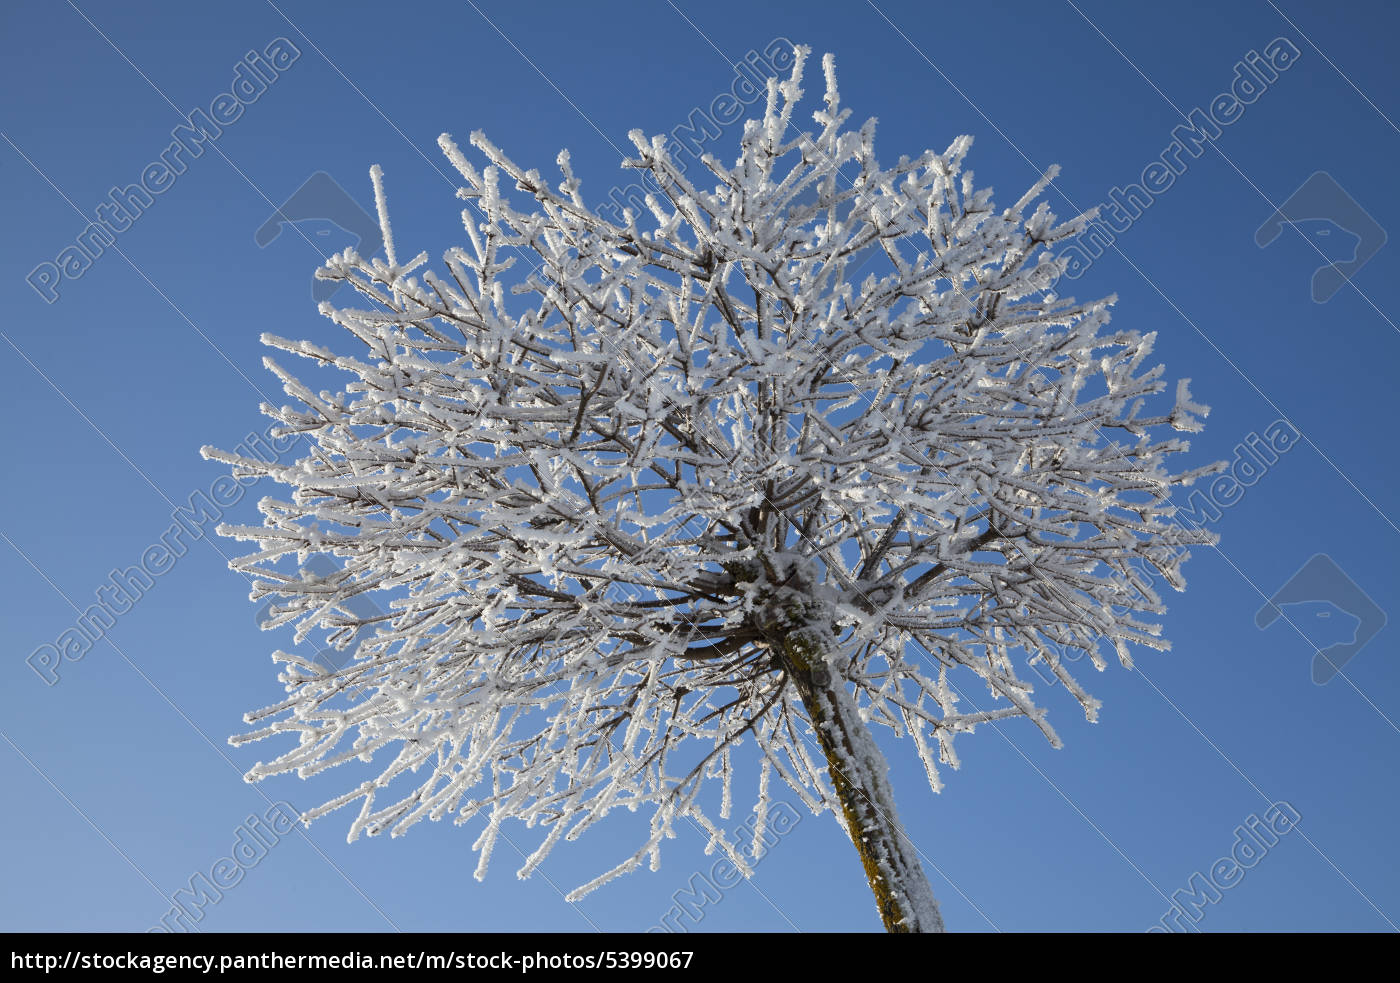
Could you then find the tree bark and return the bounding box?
[779,628,945,933]
[728,553,944,932]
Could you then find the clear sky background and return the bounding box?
[1,0,1396,934]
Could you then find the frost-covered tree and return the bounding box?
[209,46,1218,933]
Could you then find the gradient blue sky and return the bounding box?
[1,0,1396,934]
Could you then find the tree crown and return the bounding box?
[209,45,1217,898]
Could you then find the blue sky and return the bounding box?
[1,0,1396,934]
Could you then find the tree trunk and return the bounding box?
[729,553,944,932]
[780,628,945,933]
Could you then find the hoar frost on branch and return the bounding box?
[208,46,1218,932]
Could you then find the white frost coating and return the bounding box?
[213,45,1219,920]
[817,674,945,931]
[368,164,396,269]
